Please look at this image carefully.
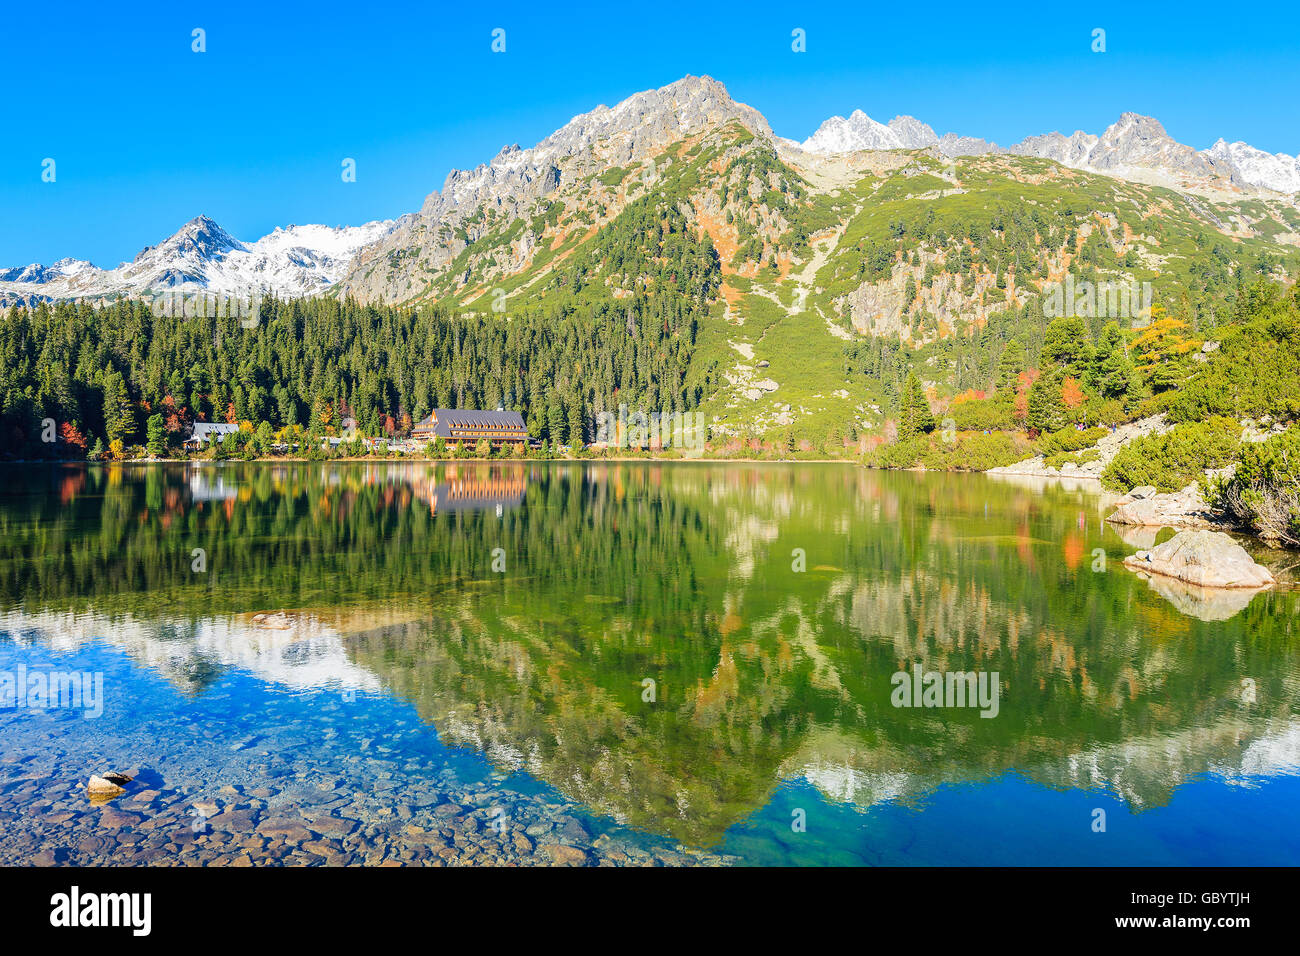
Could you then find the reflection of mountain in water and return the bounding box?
[342,580,1299,844]
[0,608,390,694]
[1,462,1297,848]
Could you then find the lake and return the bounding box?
[1,461,1298,866]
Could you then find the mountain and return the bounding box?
[801,111,938,152]
[0,257,97,285]
[802,107,1297,197]
[337,75,772,304]
[0,215,409,308]
[5,74,1300,458]
[8,75,1297,314]
[5,75,1299,438]
[312,76,1297,440]
[333,78,1296,304]
[1206,139,1300,195]
[1006,113,1239,189]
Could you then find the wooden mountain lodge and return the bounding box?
[411,409,529,446]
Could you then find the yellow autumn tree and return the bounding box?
[1131,307,1202,391]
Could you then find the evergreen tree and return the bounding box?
[898,372,935,439]
[547,399,566,444]
[101,370,133,448]
[254,421,275,456]
[1026,373,1065,434]
[146,413,166,456]
[996,340,1026,391]
[1090,321,1138,398]
[1041,316,1094,377]
[568,396,585,449]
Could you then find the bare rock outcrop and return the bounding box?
[1107,483,1218,528]
[1123,529,1275,590]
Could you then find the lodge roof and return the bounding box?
[413,409,527,438]
[189,422,240,440]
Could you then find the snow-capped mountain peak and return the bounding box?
[133,215,247,265]
[0,257,97,284]
[798,104,1296,195]
[0,215,410,308]
[1204,138,1300,195]
[801,111,938,152]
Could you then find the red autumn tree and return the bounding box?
[58,421,88,453]
[1061,377,1086,409]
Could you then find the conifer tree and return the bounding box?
[996,340,1026,391]
[146,413,166,456]
[101,370,133,448]
[898,371,935,439]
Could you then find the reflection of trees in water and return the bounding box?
[2,462,1297,846]
[342,468,1299,844]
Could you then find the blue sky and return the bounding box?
[2,0,1297,266]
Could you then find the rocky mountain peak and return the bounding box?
[802,102,1293,194]
[1204,138,1300,194]
[801,110,936,152]
[8,75,1298,313]
[134,215,246,265]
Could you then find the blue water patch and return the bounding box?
[722,773,1300,866]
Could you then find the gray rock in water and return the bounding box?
[1123,529,1275,589]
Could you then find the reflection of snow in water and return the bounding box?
[788,715,1300,814]
[801,763,913,807]
[1228,723,1300,780]
[0,609,381,693]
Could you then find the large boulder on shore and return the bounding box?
[1107,483,1216,528]
[1123,530,1275,590]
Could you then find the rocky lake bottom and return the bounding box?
[0,646,732,867]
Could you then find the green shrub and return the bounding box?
[864,435,929,469]
[865,432,1029,472]
[1036,425,1107,457]
[1210,428,1300,547]
[919,432,1028,471]
[1101,416,1241,493]
[1082,396,1129,428]
[948,394,1018,432]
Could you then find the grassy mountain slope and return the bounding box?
[353,112,1298,444]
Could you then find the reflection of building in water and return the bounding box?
[406,466,529,515]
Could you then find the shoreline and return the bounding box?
[8,455,1292,554]
[1,455,859,466]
